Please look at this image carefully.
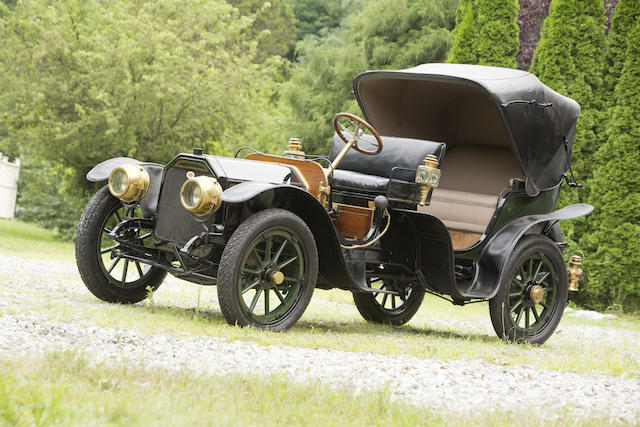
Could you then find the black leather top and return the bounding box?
[329,134,446,194]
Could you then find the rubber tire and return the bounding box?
[489,235,568,345]
[353,285,425,326]
[76,185,167,304]
[217,209,318,331]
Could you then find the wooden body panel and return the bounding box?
[334,203,374,240]
[245,153,328,204]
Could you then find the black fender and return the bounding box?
[221,182,361,291]
[86,157,164,218]
[464,203,593,299]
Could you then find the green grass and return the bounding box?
[0,219,73,261]
[0,351,613,427]
[1,219,640,380]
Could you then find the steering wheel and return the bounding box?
[332,112,383,155]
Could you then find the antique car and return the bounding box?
[76,63,592,344]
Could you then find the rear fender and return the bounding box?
[222,182,361,291]
[86,157,164,218]
[465,203,593,299]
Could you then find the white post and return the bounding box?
[0,153,21,220]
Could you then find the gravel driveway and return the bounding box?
[1,254,639,423]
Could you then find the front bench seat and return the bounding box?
[328,134,446,194]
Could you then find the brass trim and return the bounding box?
[108,165,150,203]
[270,271,284,285]
[529,284,544,304]
[415,155,441,206]
[567,254,583,292]
[179,176,223,216]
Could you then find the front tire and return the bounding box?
[76,186,167,304]
[217,209,318,331]
[353,277,424,325]
[489,235,568,345]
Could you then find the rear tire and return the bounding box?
[76,186,166,304]
[353,277,424,325]
[217,209,318,331]
[489,235,567,345]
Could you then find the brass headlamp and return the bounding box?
[108,165,150,203]
[180,176,223,216]
[567,254,584,292]
[415,155,441,205]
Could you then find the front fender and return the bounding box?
[464,203,593,299]
[222,182,362,291]
[86,157,164,218]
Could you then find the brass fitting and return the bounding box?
[283,137,305,159]
[567,254,584,292]
[415,155,441,205]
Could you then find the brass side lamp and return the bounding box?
[567,254,584,292]
[415,155,441,205]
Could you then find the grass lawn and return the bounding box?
[1,218,639,379]
[0,351,608,427]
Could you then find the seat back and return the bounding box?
[329,134,446,180]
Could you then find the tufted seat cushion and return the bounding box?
[328,133,446,194]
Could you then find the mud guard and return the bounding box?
[86,157,164,218]
[221,182,364,292]
[464,203,593,299]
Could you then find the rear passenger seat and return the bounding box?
[420,145,524,243]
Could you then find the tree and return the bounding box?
[0,0,283,171]
[229,0,296,61]
[283,0,457,154]
[578,18,640,311]
[447,0,520,68]
[516,0,551,70]
[603,0,640,102]
[288,0,345,42]
[529,0,606,246]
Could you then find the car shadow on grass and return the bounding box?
[132,303,497,345]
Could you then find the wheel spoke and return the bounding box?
[101,244,119,254]
[273,287,285,303]
[519,266,527,283]
[381,293,388,308]
[114,210,122,222]
[107,256,121,273]
[264,289,270,314]
[242,278,261,294]
[510,299,523,313]
[509,290,522,298]
[135,261,144,278]
[532,305,540,322]
[277,256,298,270]
[264,236,273,263]
[282,276,298,283]
[537,271,551,283]
[139,232,152,240]
[391,295,396,309]
[122,259,129,282]
[512,277,525,288]
[249,289,262,312]
[525,307,530,328]
[103,227,113,234]
[527,258,533,281]
[251,248,263,266]
[242,267,261,275]
[515,305,524,325]
[272,240,288,264]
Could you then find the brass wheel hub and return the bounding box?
[265,269,284,285]
[529,284,545,304]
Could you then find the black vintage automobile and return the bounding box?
[76,64,592,344]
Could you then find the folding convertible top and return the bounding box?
[353,63,581,196]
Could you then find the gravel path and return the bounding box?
[1,254,640,423]
[1,314,639,423]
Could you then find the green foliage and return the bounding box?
[577,19,640,311]
[283,0,457,154]
[447,0,519,68]
[529,0,606,244]
[603,0,640,100]
[16,159,94,240]
[230,0,296,60]
[0,0,283,171]
[288,0,345,42]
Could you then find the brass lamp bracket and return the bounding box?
[415,154,441,205]
[567,250,585,292]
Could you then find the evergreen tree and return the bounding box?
[529,0,606,245]
[578,18,640,311]
[603,0,640,98]
[448,0,519,68]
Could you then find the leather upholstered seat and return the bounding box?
[329,134,446,194]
